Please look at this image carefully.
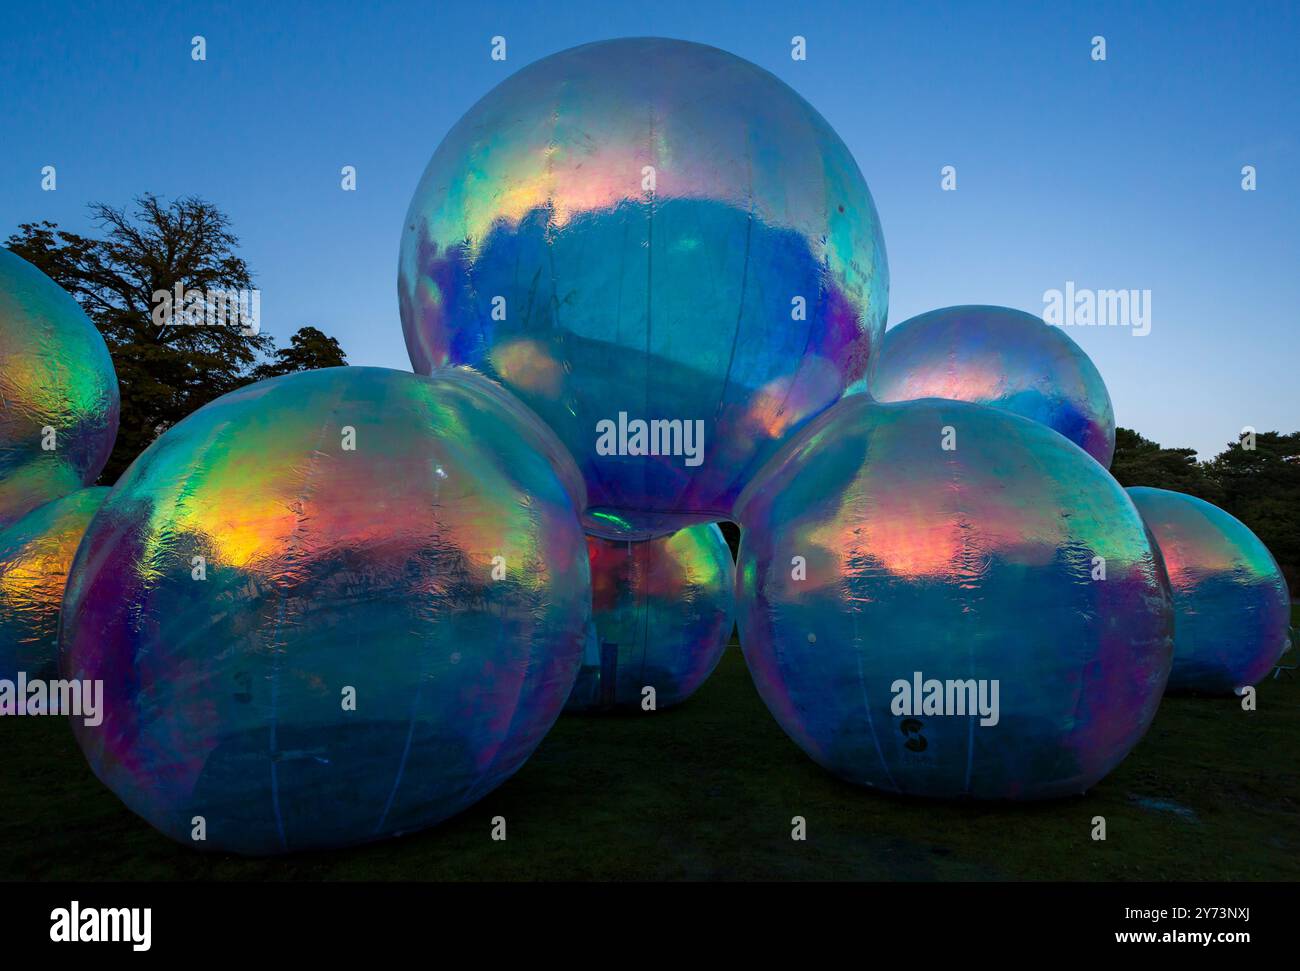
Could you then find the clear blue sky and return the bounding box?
[2,0,1295,459]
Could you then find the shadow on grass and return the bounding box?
[3,635,1298,881]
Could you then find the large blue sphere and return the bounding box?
[735,396,1173,799]
[871,306,1115,467]
[0,249,119,529]
[1128,487,1291,694]
[399,38,888,540]
[566,523,734,712]
[60,366,591,854]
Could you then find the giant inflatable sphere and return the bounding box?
[399,37,889,540]
[0,248,119,529]
[1128,487,1291,694]
[60,366,591,854]
[0,487,108,680]
[871,306,1115,467]
[566,523,734,713]
[734,396,1173,799]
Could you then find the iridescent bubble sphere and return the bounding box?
[0,487,108,680]
[0,248,119,529]
[871,306,1115,466]
[60,366,591,854]
[735,396,1173,799]
[399,37,888,540]
[566,523,734,713]
[1128,486,1291,695]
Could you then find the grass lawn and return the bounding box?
[3,619,1297,881]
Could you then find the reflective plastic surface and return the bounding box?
[0,487,108,680]
[60,366,591,854]
[399,37,889,539]
[0,249,119,528]
[566,523,734,712]
[1128,487,1291,694]
[871,306,1115,467]
[735,396,1173,799]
